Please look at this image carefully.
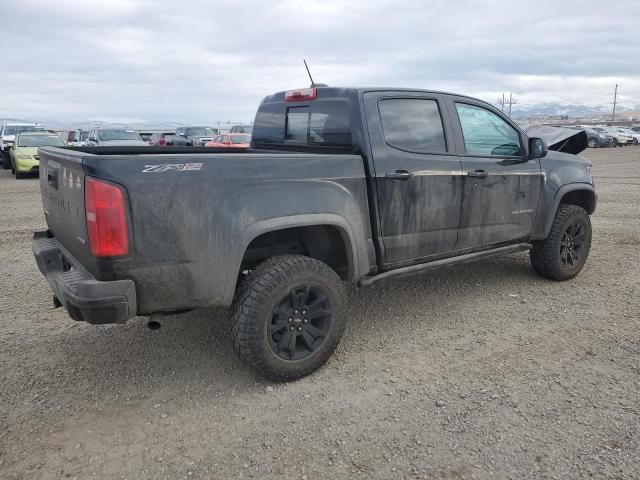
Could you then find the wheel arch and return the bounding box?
[543,184,596,238]
[224,214,360,304]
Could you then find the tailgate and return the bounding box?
[38,147,94,267]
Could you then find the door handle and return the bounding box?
[467,170,488,178]
[385,170,413,181]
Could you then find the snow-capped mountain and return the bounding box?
[508,103,638,118]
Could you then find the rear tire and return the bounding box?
[231,255,346,381]
[530,205,591,281]
[587,138,598,148]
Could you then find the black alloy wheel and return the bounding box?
[268,285,332,361]
[559,222,586,268]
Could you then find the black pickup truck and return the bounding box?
[33,86,596,380]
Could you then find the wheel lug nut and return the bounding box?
[294,309,299,314]
[303,318,308,324]
[297,326,303,332]
[289,326,295,331]
[302,310,307,315]
[288,317,293,323]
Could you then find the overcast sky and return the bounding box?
[1,0,638,123]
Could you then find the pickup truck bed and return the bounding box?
[37,145,374,320]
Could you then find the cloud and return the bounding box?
[0,0,638,123]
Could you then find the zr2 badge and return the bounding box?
[143,163,203,173]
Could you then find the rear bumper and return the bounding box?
[32,230,137,324]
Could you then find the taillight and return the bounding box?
[85,177,129,257]
[285,87,317,102]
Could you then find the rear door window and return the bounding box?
[378,98,447,154]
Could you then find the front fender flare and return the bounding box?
[540,183,596,239]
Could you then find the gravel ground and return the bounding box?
[0,147,639,480]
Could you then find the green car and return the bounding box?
[10,131,66,178]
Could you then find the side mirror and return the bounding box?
[529,137,547,159]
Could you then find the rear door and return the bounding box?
[447,98,542,249]
[363,92,463,266]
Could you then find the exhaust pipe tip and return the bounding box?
[146,320,161,331]
[146,314,162,331]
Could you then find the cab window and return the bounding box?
[378,98,447,154]
[455,103,522,156]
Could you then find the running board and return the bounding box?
[359,243,532,287]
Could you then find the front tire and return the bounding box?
[231,255,347,381]
[530,205,592,281]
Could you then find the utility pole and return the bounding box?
[611,84,619,122]
[497,93,506,112]
[506,93,517,117]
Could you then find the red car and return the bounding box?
[205,133,251,148]
[148,132,175,146]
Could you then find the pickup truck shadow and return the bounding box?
[50,253,537,394]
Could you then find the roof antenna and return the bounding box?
[302,60,328,88]
[303,59,315,87]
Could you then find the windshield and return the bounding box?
[185,127,214,137]
[79,131,89,141]
[4,125,44,136]
[231,134,251,144]
[18,134,65,147]
[97,130,142,141]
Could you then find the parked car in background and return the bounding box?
[618,127,640,145]
[148,132,175,146]
[66,130,90,146]
[629,126,640,134]
[1,123,45,168]
[599,127,633,146]
[570,126,612,148]
[10,131,65,178]
[205,133,251,148]
[172,126,217,146]
[85,128,148,146]
[230,125,253,134]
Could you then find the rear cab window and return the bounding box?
[252,90,353,151]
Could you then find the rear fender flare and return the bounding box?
[223,214,359,304]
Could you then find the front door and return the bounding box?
[449,99,542,250]
[364,92,463,266]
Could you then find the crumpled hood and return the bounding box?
[521,125,588,155]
